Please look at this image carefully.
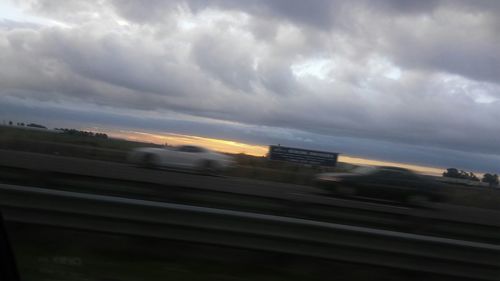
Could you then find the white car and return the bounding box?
[128,145,235,174]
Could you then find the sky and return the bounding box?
[0,0,499,174]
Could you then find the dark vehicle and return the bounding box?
[315,166,445,207]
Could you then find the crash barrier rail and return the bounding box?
[0,149,499,245]
[0,184,499,280]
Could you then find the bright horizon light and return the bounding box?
[88,127,447,176]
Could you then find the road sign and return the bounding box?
[268,145,338,167]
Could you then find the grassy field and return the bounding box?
[0,126,159,152]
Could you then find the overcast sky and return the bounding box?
[1,0,499,172]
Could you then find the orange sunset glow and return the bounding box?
[99,129,269,156]
[93,128,445,175]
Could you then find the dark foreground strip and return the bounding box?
[0,184,498,280]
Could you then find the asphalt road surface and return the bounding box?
[0,149,499,229]
[1,149,499,281]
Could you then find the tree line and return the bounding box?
[443,168,499,187]
[4,120,108,139]
[55,128,108,139]
[5,120,47,129]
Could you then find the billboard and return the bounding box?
[268,145,338,167]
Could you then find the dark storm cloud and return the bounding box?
[193,0,340,29]
[191,32,257,92]
[108,0,180,24]
[18,0,500,84]
[378,13,500,85]
[365,0,441,14]
[2,0,500,171]
[113,0,340,29]
[37,30,189,98]
[0,24,240,112]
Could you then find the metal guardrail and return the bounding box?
[0,184,499,280]
[1,153,500,244]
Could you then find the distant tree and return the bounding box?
[20,123,25,126]
[26,123,47,129]
[482,174,499,187]
[8,121,12,125]
[443,168,479,181]
[443,168,460,178]
[468,172,480,182]
[56,128,108,139]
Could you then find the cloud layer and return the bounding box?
[1,0,500,171]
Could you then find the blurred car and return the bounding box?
[315,166,445,207]
[128,145,235,174]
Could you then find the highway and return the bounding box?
[0,149,499,280]
[0,149,314,196]
[0,149,499,242]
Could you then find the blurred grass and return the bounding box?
[0,125,160,150]
[441,185,500,209]
[9,223,410,281]
[0,126,159,162]
[9,224,334,281]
